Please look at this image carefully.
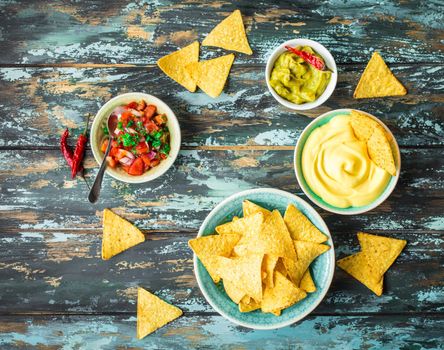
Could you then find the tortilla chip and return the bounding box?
[157,41,199,92]
[350,110,381,142]
[357,232,406,277]
[261,271,307,313]
[239,297,261,313]
[217,254,264,302]
[367,125,396,176]
[293,240,330,286]
[300,270,316,293]
[137,287,182,339]
[337,252,383,296]
[243,200,271,217]
[216,212,264,236]
[102,209,145,260]
[262,254,279,288]
[189,234,241,283]
[271,309,281,316]
[202,10,252,55]
[185,54,235,98]
[284,204,327,243]
[274,258,287,277]
[354,52,407,98]
[223,279,247,304]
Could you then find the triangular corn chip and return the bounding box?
[216,212,264,236]
[243,200,271,217]
[137,287,182,339]
[367,125,397,176]
[202,10,252,55]
[300,270,316,293]
[293,240,330,286]
[350,110,381,142]
[223,279,247,304]
[157,41,199,92]
[261,271,307,313]
[189,234,241,283]
[357,232,406,277]
[284,204,327,243]
[217,254,263,302]
[337,252,383,296]
[186,54,235,98]
[354,52,407,98]
[239,296,261,313]
[102,209,145,260]
[262,254,279,288]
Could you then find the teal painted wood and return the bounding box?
[0,65,442,148]
[0,315,442,349]
[0,0,442,65]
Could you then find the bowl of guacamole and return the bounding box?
[266,39,337,111]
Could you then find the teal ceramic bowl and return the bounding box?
[194,188,335,330]
[294,108,401,215]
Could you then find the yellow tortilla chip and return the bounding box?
[185,54,235,98]
[216,212,264,236]
[261,271,307,313]
[239,297,261,313]
[354,52,407,98]
[271,309,281,316]
[137,287,182,339]
[367,125,397,176]
[217,254,264,302]
[262,254,279,288]
[337,252,383,296]
[242,200,271,217]
[157,41,199,92]
[202,10,252,55]
[274,258,287,277]
[223,279,247,304]
[357,232,406,277]
[102,209,145,260]
[293,240,330,286]
[284,204,327,243]
[188,234,241,283]
[300,270,316,293]
[350,110,381,142]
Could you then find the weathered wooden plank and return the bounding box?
[0,0,442,65]
[0,65,443,148]
[0,314,442,349]
[1,148,443,232]
[0,228,442,315]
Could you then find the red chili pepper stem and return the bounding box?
[71,115,90,179]
[284,45,326,71]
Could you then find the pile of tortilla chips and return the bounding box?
[189,200,330,315]
[157,10,251,98]
[354,52,407,99]
[350,110,397,176]
[337,232,406,296]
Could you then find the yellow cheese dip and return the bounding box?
[302,115,391,208]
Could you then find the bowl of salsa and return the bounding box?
[265,39,337,111]
[90,92,181,183]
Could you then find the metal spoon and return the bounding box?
[88,113,118,203]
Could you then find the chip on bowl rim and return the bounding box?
[294,108,401,215]
[194,187,335,330]
[265,38,338,111]
[90,92,181,184]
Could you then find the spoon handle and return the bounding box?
[88,137,113,203]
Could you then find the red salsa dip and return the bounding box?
[101,100,170,176]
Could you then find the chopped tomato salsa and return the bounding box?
[101,100,171,176]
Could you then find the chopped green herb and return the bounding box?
[152,131,162,140]
[117,121,123,130]
[103,126,109,135]
[127,120,134,128]
[160,143,170,155]
[121,133,139,147]
[152,139,162,149]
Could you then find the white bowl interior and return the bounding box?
[294,109,401,215]
[265,38,338,111]
[90,92,181,184]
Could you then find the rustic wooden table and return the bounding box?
[0,1,443,349]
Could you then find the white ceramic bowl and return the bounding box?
[294,109,401,215]
[265,38,337,111]
[90,92,181,184]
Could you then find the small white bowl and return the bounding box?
[90,92,181,184]
[294,109,401,215]
[265,38,337,111]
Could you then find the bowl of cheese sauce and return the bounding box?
[294,109,400,215]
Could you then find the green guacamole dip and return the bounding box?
[270,46,331,104]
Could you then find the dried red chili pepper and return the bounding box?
[284,45,326,71]
[60,128,83,174]
[71,115,90,179]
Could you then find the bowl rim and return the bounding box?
[194,187,335,330]
[265,38,338,111]
[294,108,401,215]
[90,92,181,184]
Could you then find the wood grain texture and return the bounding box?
[0,314,442,349]
[0,0,442,65]
[0,65,443,149]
